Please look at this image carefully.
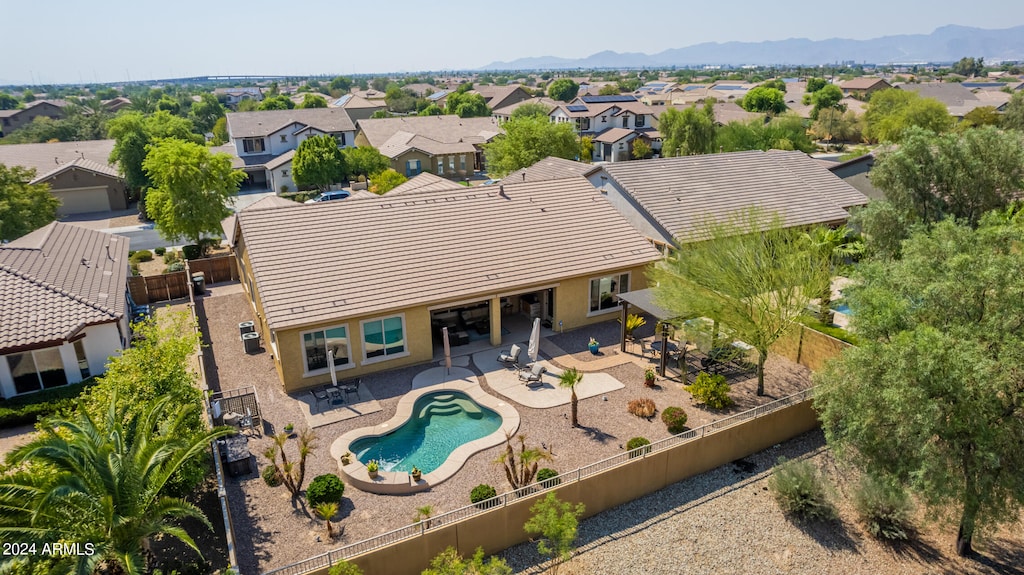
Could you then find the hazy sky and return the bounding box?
[5,0,1024,85]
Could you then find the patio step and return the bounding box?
[451,399,483,418]
[419,403,463,418]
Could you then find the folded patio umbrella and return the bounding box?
[528,318,541,363]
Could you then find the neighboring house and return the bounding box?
[588,150,869,252]
[897,82,1009,118]
[0,222,131,398]
[499,156,600,185]
[549,95,656,161]
[491,97,559,123]
[101,97,133,113]
[225,108,357,191]
[839,78,892,100]
[214,87,264,108]
[351,89,387,101]
[227,176,661,391]
[0,139,128,215]
[383,172,465,195]
[818,152,884,200]
[469,85,533,111]
[0,100,69,137]
[354,115,502,177]
[593,128,638,162]
[330,94,387,122]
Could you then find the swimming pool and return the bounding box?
[350,391,502,474]
[832,303,852,315]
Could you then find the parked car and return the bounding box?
[304,190,351,204]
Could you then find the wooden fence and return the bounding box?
[127,255,237,304]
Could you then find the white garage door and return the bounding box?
[53,186,112,216]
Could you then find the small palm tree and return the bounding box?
[414,505,434,529]
[0,394,233,575]
[558,367,583,427]
[801,226,864,323]
[315,502,340,539]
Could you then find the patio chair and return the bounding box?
[498,344,521,366]
[518,363,546,384]
[639,340,655,361]
[342,378,360,401]
[310,388,329,414]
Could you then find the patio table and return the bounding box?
[326,386,344,405]
[650,340,679,354]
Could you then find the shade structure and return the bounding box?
[328,348,338,387]
[527,318,541,363]
[442,326,452,374]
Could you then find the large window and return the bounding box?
[302,326,350,373]
[6,348,68,395]
[242,138,265,153]
[406,159,421,176]
[635,115,646,127]
[589,273,629,314]
[362,315,406,360]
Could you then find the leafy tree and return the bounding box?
[188,93,225,134]
[142,139,245,245]
[717,114,815,153]
[509,102,551,120]
[631,138,651,160]
[800,226,863,323]
[951,56,984,77]
[258,95,295,111]
[369,168,407,194]
[598,84,620,96]
[0,164,58,241]
[810,108,863,144]
[546,78,579,102]
[107,111,202,192]
[651,209,830,396]
[760,78,787,92]
[814,216,1024,556]
[523,493,585,574]
[370,77,389,91]
[422,547,512,575]
[343,146,391,179]
[558,367,583,427]
[617,78,641,93]
[329,560,364,575]
[293,134,347,192]
[864,89,953,143]
[445,91,489,118]
[1004,91,1024,132]
[329,76,352,93]
[297,93,328,110]
[0,394,232,574]
[266,82,280,96]
[740,86,786,114]
[579,136,594,163]
[958,106,1001,129]
[418,103,444,116]
[21,89,34,102]
[385,87,418,114]
[809,84,844,119]
[0,93,18,110]
[871,126,1024,226]
[659,104,716,156]
[155,95,181,115]
[211,116,229,145]
[482,116,579,177]
[237,99,259,112]
[806,77,828,93]
[370,109,391,119]
[847,200,910,261]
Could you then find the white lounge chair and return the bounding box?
[518,363,546,385]
[498,344,522,366]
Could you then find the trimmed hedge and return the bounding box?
[307,474,345,506]
[797,315,860,346]
[470,483,499,509]
[661,406,688,434]
[0,379,94,429]
[626,436,651,458]
[536,468,560,488]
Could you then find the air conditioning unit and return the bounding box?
[239,321,255,338]
[242,332,260,354]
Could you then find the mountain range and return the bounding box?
[480,25,1024,70]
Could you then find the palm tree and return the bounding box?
[558,367,583,427]
[801,226,864,324]
[0,394,233,575]
[315,502,340,538]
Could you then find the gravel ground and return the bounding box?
[500,430,1024,575]
[196,292,815,574]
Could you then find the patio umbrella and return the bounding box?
[442,326,452,375]
[527,317,541,364]
[327,348,338,387]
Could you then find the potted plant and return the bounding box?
[644,368,657,388]
[588,337,600,355]
[283,423,294,435]
[340,452,352,465]
[366,460,379,479]
[410,466,422,482]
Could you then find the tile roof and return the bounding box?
[237,177,661,331]
[593,127,636,144]
[898,82,978,107]
[0,139,117,178]
[339,94,385,109]
[30,157,121,184]
[384,172,465,196]
[226,108,356,139]
[500,156,601,185]
[598,150,868,241]
[357,115,503,152]
[264,149,295,170]
[840,77,890,90]
[0,222,129,349]
[491,97,559,117]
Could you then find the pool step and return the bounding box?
[419,404,463,418]
[416,394,487,419]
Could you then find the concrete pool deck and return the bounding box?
[331,366,520,494]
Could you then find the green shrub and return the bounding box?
[797,315,860,346]
[626,437,651,458]
[471,483,498,508]
[262,465,282,487]
[181,244,202,260]
[307,474,345,507]
[154,247,166,256]
[852,475,914,540]
[688,371,734,409]
[197,237,221,256]
[165,261,185,273]
[327,559,364,575]
[423,547,510,575]
[129,249,153,263]
[130,262,140,276]
[768,457,836,521]
[0,379,93,428]
[661,406,688,434]
[536,468,560,488]
[162,250,179,264]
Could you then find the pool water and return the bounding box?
[350,391,502,474]
[832,303,852,315]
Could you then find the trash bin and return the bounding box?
[238,321,255,338]
[191,272,206,295]
[242,332,260,354]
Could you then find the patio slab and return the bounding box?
[472,344,625,409]
[295,387,382,429]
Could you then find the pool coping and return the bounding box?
[330,367,521,494]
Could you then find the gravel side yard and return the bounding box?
[501,430,1023,575]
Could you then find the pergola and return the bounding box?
[616,288,684,377]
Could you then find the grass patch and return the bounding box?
[797,315,860,346]
[0,379,95,428]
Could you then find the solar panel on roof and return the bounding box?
[581,95,638,103]
[713,85,746,91]
[566,104,588,112]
